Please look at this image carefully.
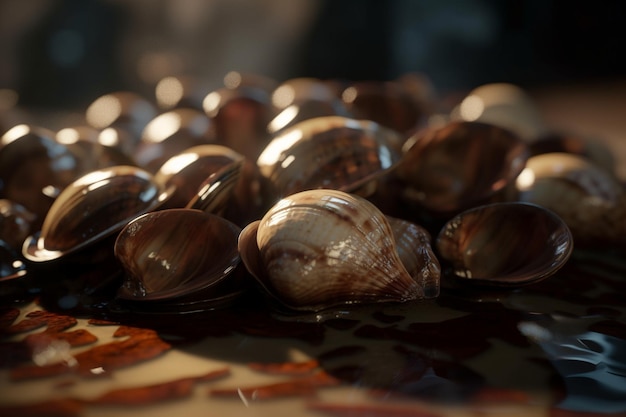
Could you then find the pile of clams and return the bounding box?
[5,73,616,315]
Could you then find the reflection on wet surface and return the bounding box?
[0,247,625,416]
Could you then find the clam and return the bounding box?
[528,132,616,177]
[0,124,83,228]
[134,108,216,172]
[341,79,427,136]
[267,99,351,134]
[450,82,547,142]
[238,189,439,311]
[0,199,37,252]
[56,125,137,173]
[22,165,172,263]
[395,120,529,216]
[257,116,404,200]
[203,78,276,161]
[114,208,246,311]
[85,91,158,152]
[154,75,211,111]
[271,77,342,110]
[435,202,573,287]
[154,144,245,209]
[516,152,626,246]
[268,77,350,134]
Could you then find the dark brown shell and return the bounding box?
[396,120,529,215]
[341,80,427,135]
[203,83,275,161]
[22,165,171,262]
[134,108,215,172]
[154,144,244,209]
[436,202,573,287]
[257,116,404,199]
[0,124,83,228]
[114,208,242,303]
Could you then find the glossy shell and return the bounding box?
[0,124,83,227]
[436,202,573,286]
[238,189,436,311]
[154,144,245,209]
[185,159,244,215]
[23,166,172,262]
[56,126,137,173]
[451,82,547,141]
[396,120,529,214]
[0,199,36,251]
[114,208,241,302]
[257,116,404,199]
[341,80,426,135]
[134,108,215,172]
[516,152,626,246]
[267,99,351,134]
[85,91,158,144]
[203,84,275,161]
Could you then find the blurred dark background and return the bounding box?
[1,0,625,110]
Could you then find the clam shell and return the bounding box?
[396,120,529,215]
[450,82,547,141]
[203,83,275,161]
[238,189,432,311]
[267,99,351,134]
[23,165,172,262]
[436,202,573,286]
[134,108,215,172]
[155,144,245,209]
[114,208,241,302]
[0,199,36,251]
[85,91,158,145]
[528,133,616,175]
[341,80,427,135]
[516,152,626,246]
[257,116,404,198]
[0,124,83,228]
[185,159,244,215]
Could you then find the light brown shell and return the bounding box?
[238,189,437,311]
[516,152,626,246]
[385,216,440,298]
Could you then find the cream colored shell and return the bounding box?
[253,189,430,310]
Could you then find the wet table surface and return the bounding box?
[1,81,626,417]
